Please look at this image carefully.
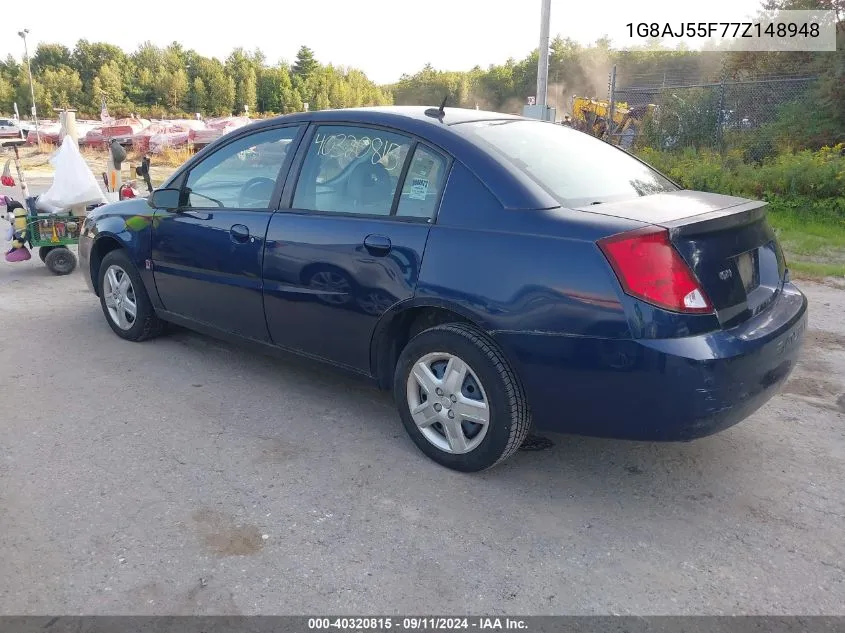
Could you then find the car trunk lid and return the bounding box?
[578,190,787,327]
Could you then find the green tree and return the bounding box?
[163,42,187,73]
[257,66,283,113]
[240,67,257,113]
[293,46,319,80]
[328,71,350,108]
[14,64,47,113]
[161,68,189,111]
[90,60,126,110]
[0,54,20,79]
[200,59,235,115]
[40,67,83,108]
[72,40,125,95]
[277,66,301,113]
[134,67,159,107]
[32,44,73,73]
[286,87,304,113]
[17,85,45,116]
[192,77,207,113]
[132,41,165,74]
[226,48,259,113]
[0,75,14,112]
[182,49,204,83]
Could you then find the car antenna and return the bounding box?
[424,96,448,121]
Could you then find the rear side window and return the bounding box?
[292,125,413,216]
[396,145,448,219]
[454,119,677,207]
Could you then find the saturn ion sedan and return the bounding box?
[78,106,808,472]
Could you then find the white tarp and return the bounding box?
[36,135,107,212]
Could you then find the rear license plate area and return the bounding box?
[736,249,760,293]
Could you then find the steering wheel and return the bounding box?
[238,177,276,208]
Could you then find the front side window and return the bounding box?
[292,125,413,216]
[182,125,301,209]
[454,119,678,207]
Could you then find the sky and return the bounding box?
[2,0,768,85]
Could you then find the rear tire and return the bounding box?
[393,322,531,472]
[38,246,55,262]
[98,249,164,342]
[44,247,76,275]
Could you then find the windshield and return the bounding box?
[455,119,678,207]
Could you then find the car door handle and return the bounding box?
[230,224,251,244]
[364,234,391,256]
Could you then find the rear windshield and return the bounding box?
[455,119,678,207]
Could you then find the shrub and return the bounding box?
[636,144,845,218]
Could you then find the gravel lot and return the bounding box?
[1,214,843,615]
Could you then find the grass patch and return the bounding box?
[788,261,845,279]
[154,146,194,168]
[768,209,845,279]
[636,145,845,280]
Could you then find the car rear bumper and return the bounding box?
[493,282,808,441]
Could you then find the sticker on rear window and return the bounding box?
[409,177,429,200]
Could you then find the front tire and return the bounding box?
[394,323,531,472]
[98,249,164,342]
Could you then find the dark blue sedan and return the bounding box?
[78,106,808,472]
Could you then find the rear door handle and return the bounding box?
[364,234,391,256]
[230,224,251,244]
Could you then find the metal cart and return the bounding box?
[24,206,80,274]
[3,141,84,275]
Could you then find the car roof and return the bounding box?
[254,105,523,128]
[177,106,561,211]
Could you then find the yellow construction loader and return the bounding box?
[569,96,655,148]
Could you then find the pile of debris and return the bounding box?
[25,115,253,154]
[133,120,205,153]
[82,117,150,149]
[188,116,252,149]
[25,120,101,145]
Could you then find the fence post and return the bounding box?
[715,74,727,152]
[608,65,617,139]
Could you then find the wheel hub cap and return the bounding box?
[104,265,137,331]
[406,352,491,455]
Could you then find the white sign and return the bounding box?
[527,96,536,105]
[409,177,429,201]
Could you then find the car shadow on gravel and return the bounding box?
[160,324,763,492]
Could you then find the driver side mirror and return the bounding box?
[148,187,181,211]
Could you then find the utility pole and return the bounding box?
[536,0,552,114]
[17,29,41,147]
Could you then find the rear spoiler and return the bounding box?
[659,199,769,239]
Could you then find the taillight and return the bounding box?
[598,226,713,314]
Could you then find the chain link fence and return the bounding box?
[602,72,818,156]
